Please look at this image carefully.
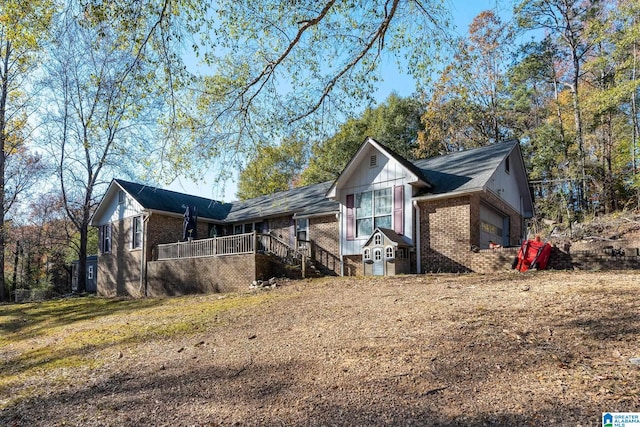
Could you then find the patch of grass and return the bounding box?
[0,291,281,408]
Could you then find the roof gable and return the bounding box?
[363,227,411,247]
[412,140,518,195]
[326,137,432,199]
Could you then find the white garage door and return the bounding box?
[479,206,507,248]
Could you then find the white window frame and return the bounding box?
[355,188,392,238]
[363,248,371,260]
[385,246,394,259]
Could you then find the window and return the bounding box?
[374,249,382,261]
[131,216,143,249]
[505,156,510,173]
[363,248,371,260]
[234,224,243,234]
[374,233,382,245]
[397,248,407,259]
[88,266,94,280]
[385,246,394,259]
[481,220,503,237]
[118,190,125,204]
[370,154,377,167]
[355,188,392,237]
[296,218,309,242]
[100,224,111,254]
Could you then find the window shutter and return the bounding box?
[393,185,404,235]
[346,194,354,241]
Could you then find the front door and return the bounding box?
[372,248,384,276]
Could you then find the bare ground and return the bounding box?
[2,271,640,426]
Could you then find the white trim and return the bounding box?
[412,188,483,202]
[413,200,421,274]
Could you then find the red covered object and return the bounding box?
[514,239,552,272]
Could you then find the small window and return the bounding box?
[505,156,510,173]
[296,218,309,242]
[100,224,111,254]
[234,224,243,234]
[385,246,394,259]
[118,190,125,204]
[370,154,377,167]
[131,216,143,249]
[364,248,371,260]
[374,249,382,261]
[397,248,407,259]
[374,233,382,245]
[88,265,94,280]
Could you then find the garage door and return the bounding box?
[479,206,507,248]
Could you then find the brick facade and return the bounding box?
[309,215,340,274]
[418,193,525,273]
[98,217,144,297]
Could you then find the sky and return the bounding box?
[166,0,515,200]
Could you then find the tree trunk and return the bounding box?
[0,40,11,302]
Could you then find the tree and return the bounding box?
[416,10,515,157]
[236,139,306,200]
[40,0,184,292]
[174,1,450,180]
[516,0,602,208]
[0,0,55,301]
[300,93,424,185]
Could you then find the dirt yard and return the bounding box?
[1,271,639,426]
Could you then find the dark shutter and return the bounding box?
[393,185,404,235]
[346,194,354,241]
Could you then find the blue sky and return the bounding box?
[167,0,516,200]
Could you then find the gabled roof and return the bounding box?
[92,178,339,226]
[225,181,338,221]
[113,179,232,220]
[412,140,520,196]
[326,137,432,199]
[363,227,412,247]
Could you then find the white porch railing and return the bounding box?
[156,232,257,260]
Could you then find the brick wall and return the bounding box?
[343,254,363,276]
[268,216,293,245]
[98,218,144,297]
[419,196,473,273]
[310,215,340,274]
[461,246,640,273]
[146,253,259,296]
[418,194,525,273]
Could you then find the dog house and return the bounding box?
[363,228,411,276]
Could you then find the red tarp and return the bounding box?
[514,239,552,272]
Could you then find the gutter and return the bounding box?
[337,211,344,276]
[140,211,152,297]
[413,200,421,274]
[411,188,483,202]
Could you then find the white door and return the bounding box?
[372,248,384,276]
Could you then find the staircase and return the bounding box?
[257,233,325,279]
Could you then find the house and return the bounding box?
[90,138,533,297]
[362,228,411,276]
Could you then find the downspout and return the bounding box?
[337,211,344,276]
[140,211,152,297]
[413,200,421,274]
